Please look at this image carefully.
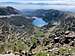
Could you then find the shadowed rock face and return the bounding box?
[42,9,65,23]
[0,6,19,15]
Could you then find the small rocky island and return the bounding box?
[0,6,75,56]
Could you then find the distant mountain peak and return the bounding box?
[0,6,19,15]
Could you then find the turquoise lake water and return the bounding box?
[32,17,48,27]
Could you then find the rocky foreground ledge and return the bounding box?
[0,54,19,56]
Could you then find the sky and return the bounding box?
[0,0,75,10]
[0,0,75,4]
[0,0,49,2]
[0,0,75,2]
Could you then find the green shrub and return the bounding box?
[36,52,47,56]
[35,31,44,37]
[31,37,37,44]
[0,45,5,53]
[12,40,28,52]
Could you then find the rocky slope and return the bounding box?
[0,6,34,32]
[0,6,34,55]
[1,7,75,56]
[19,9,75,56]
[27,9,75,56]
